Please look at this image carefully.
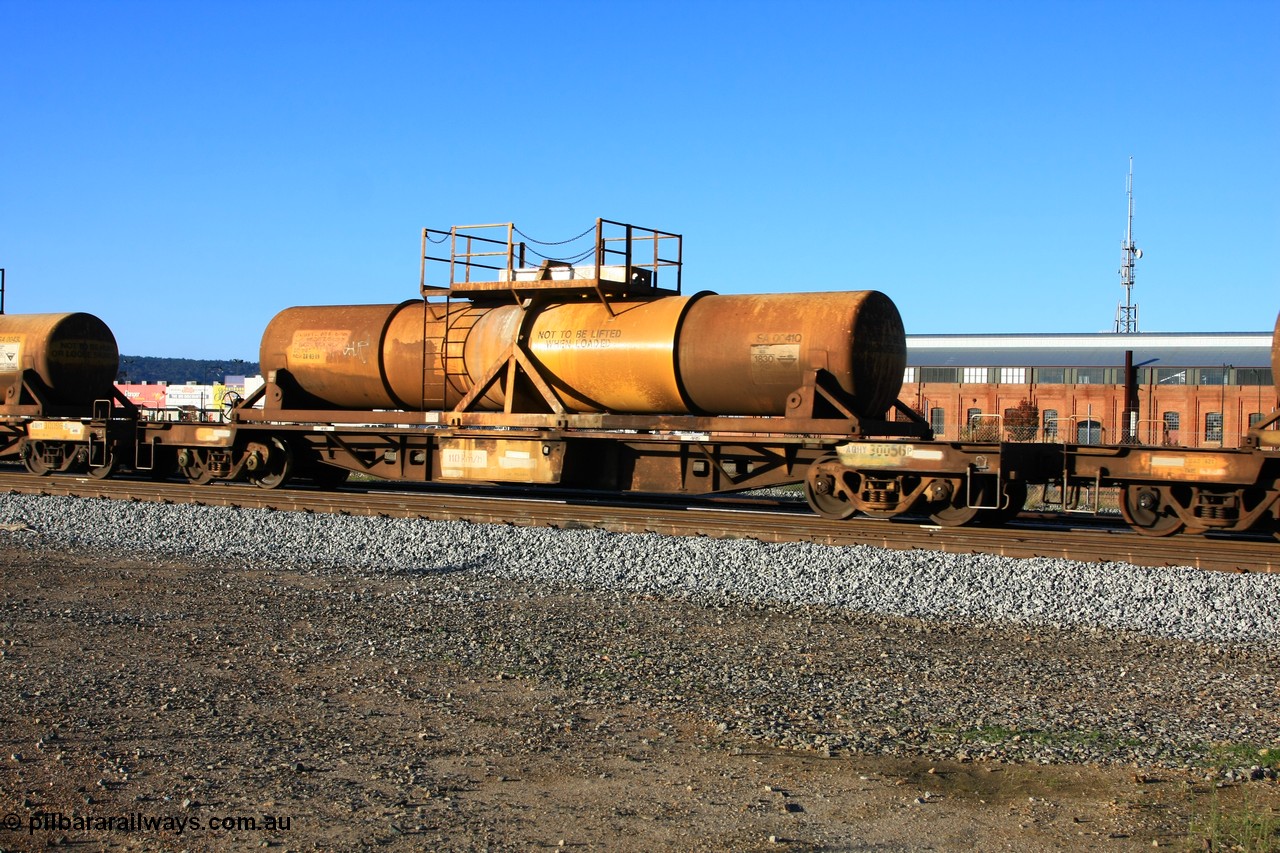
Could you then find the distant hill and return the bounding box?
[117,356,260,385]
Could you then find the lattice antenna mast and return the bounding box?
[1114,157,1142,333]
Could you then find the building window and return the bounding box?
[1205,412,1223,443]
[1162,411,1180,445]
[1249,412,1266,428]
[965,408,998,441]
[1035,368,1066,384]
[920,367,958,383]
[1043,409,1059,441]
[902,367,916,384]
[1198,368,1228,386]
[999,367,1026,384]
[1077,419,1103,445]
[1075,368,1107,385]
[1156,368,1187,386]
[1237,368,1274,387]
[962,367,986,384]
[930,407,946,437]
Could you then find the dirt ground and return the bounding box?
[1,543,1277,852]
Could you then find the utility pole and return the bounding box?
[1114,157,1142,333]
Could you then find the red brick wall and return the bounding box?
[902,381,1279,448]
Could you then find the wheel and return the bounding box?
[86,453,120,480]
[928,500,983,527]
[989,480,1028,524]
[1120,485,1185,537]
[927,477,991,527]
[178,449,216,485]
[21,441,51,476]
[253,437,295,490]
[804,455,855,520]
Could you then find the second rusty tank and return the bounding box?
[0,312,119,409]
[259,290,906,419]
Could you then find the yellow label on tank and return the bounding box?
[289,330,373,365]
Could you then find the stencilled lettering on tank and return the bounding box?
[48,339,116,362]
[536,328,624,349]
[290,330,357,364]
[576,328,623,349]
[441,448,488,469]
[754,332,803,344]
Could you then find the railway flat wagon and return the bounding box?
[1,220,1276,543]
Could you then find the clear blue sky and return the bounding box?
[2,0,1276,360]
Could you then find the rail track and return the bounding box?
[1,471,1275,573]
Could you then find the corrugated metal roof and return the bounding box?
[905,332,1272,368]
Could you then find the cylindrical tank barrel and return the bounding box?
[678,291,904,417]
[259,291,906,418]
[260,300,491,410]
[466,297,699,413]
[259,302,422,410]
[0,313,119,408]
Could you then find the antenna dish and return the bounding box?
[1134,248,1143,259]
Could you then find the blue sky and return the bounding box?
[2,0,1276,360]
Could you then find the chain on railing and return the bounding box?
[420,219,682,294]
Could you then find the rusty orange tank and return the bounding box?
[0,313,119,408]
[259,290,906,418]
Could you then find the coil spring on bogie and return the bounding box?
[861,487,897,508]
[209,452,234,476]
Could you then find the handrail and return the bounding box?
[421,218,682,296]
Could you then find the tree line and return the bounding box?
[116,356,260,385]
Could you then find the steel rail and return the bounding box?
[0,473,1275,573]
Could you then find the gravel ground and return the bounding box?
[0,492,1277,646]
[1,492,1279,850]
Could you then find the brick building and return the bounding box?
[903,331,1277,448]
